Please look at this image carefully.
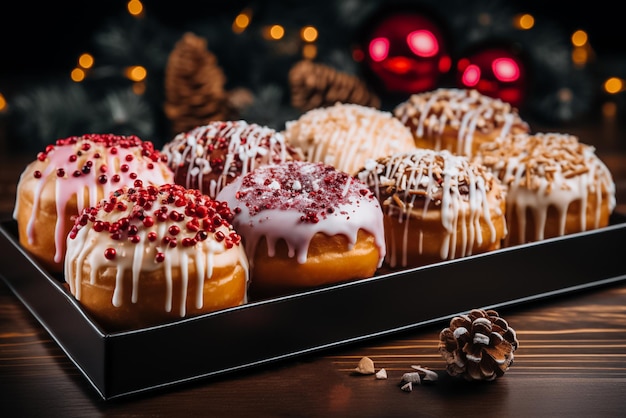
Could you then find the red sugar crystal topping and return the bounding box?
[69,184,241,261]
[234,161,375,223]
[32,134,169,182]
[44,133,166,162]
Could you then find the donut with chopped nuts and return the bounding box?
[13,134,174,273]
[65,183,249,330]
[216,161,386,298]
[356,149,507,269]
[473,132,616,246]
[394,88,530,157]
[283,102,417,175]
[161,120,304,199]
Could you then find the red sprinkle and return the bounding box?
[104,248,116,260]
[67,183,242,264]
[231,161,373,224]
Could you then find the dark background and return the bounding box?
[1,1,623,77]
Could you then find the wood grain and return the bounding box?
[2,280,626,416]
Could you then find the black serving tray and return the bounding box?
[2,216,626,400]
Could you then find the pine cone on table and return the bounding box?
[439,309,519,381]
[164,32,237,135]
[288,60,381,112]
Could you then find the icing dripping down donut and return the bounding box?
[394,88,530,157]
[283,102,417,175]
[13,133,173,265]
[357,149,506,267]
[217,160,386,268]
[65,184,248,318]
[474,132,616,244]
[162,120,303,199]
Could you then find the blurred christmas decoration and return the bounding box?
[358,8,451,95]
[9,82,156,152]
[163,32,245,135]
[455,42,527,108]
[288,60,380,111]
[439,309,519,381]
[3,0,622,153]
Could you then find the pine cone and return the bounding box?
[439,309,519,381]
[288,60,380,112]
[164,32,236,134]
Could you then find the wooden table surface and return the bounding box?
[1,123,626,417]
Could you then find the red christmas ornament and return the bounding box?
[456,46,527,108]
[360,12,451,94]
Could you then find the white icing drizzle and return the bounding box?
[394,88,529,157]
[162,120,300,199]
[283,102,417,175]
[474,132,616,244]
[65,185,249,317]
[216,161,386,268]
[356,149,503,267]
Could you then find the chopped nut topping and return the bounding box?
[474,132,606,192]
[354,356,376,375]
[375,368,388,380]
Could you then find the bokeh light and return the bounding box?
[406,30,438,57]
[233,9,252,34]
[514,13,534,30]
[301,26,318,43]
[571,30,588,47]
[369,37,389,62]
[604,77,623,94]
[78,53,94,69]
[71,68,86,82]
[125,65,147,82]
[127,0,143,17]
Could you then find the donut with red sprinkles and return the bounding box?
[162,120,303,199]
[217,161,386,298]
[65,183,249,331]
[13,133,174,273]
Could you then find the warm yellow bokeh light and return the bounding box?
[71,68,86,82]
[268,25,285,40]
[571,30,588,47]
[0,93,7,112]
[127,0,143,16]
[125,65,147,82]
[301,26,318,42]
[233,9,251,34]
[132,81,146,95]
[302,44,317,59]
[514,13,534,30]
[604,77,623,94]
[571,46,588,66]
[602,101,617,119]
[78,53,94,69]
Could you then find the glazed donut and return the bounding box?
[394,88,530,157]
[473,132,616,246]
[356,149,507,269]
[161,120,303,199]
[216,160,386,298]
[13,133,173,273]
[283,102,417,175]
[65,183,249,331]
